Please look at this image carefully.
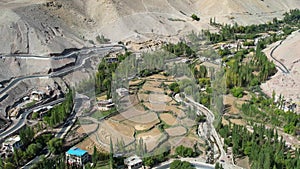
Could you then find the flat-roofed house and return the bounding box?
[116,88,129,97]
[66,147,90,166]
[31,91,46,101]
[124,155,143,169]
[97,99,115,111]
[2,135,22,152]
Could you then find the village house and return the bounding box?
[106,56,118,63]
[97,99,115,111]
[0,135,22,158]
[116,88,129,97]
[124,155,143,169]
[31,91,46,101]
[66,147,90,166]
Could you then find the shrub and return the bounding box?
[175,145,197,157]
[170,160,195,169]
[230,87,244,98]
[191,14,200,21]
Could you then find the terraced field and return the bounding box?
[91,73,203,154]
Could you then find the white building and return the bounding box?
[31,91,46,101]
[116,88,129,97]
[66,147,90,166]
[97,99,115,111]
[2,135,22,152]
[124,155,143,169]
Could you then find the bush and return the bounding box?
[175,145,197,157]
[191,14,200,21]
[47,138,63,154]
[230,87,244,98]
[169,82,180,93]
[170,160,195,169]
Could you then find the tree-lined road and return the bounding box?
[0,98,64,141]
[0,44,126,141]
[0,45,125,98]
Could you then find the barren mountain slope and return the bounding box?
[0,0,299,55]
[194,0,300,24]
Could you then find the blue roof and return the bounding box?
[67,147,88,157]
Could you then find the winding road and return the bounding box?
[269,39,290,74]
[0,44,126,141]
[0,45,125,98]
[0,99,64,140]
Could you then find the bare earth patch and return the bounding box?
[76,137,99,154]
[181,118,196,128]
[230,119,246,126]
[165,126,187,137]
[168,137,197,149]
[123,112,160,131]
[167,105,186,118]
[137,92,149,102]
[129,79,143,86]
[142,81,164,93]
[149,93,172,103]
[77,124,98,134]
[223,95,240,114]
[144,102,167,112]
[118,106,148,119]
[160,113,178,125]
[262,31,300,113]
[136,127,167,152]
[97,120,135,147]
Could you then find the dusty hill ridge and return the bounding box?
[0,0,299,55]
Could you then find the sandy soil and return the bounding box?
[167,105,186,118]
[124,112,160,130]
[261,31,300,113]
[142,81,164,93]
[181,118,196,128]
[97,120,135,147]
[137,93,149,102]
[136,127,166,152]
[229,119,246,126]
[0,57,75,82]
[236,156,250,169]
[144,102,167,112]
[117,106,148,120]
[129,79,143,86]
[145,74,175,81]
[77,124,98,134]
[160,113,178,125]
[0,0,299,54]
[168,137,197,149]
[165,126,187,137]
[224,95,240,114]
[149,93,172,103]
[76,137,101,154]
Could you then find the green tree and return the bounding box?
[0,157,4,169]
[4,162,15,169]
[191,14,200,21]
[109,137,114,169]
[143,157,155,167]
[215,162,224,169]
[175,145,196,157]
[19,126,35,146]
[32,112,39,119]
[170,160,195,169]
[47,138,63,154]
[26,143,42,158]
[13,149,23,166]
[230,87,244,98]
[92,146,98,165]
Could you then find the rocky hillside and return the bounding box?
[0,0,299,55]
